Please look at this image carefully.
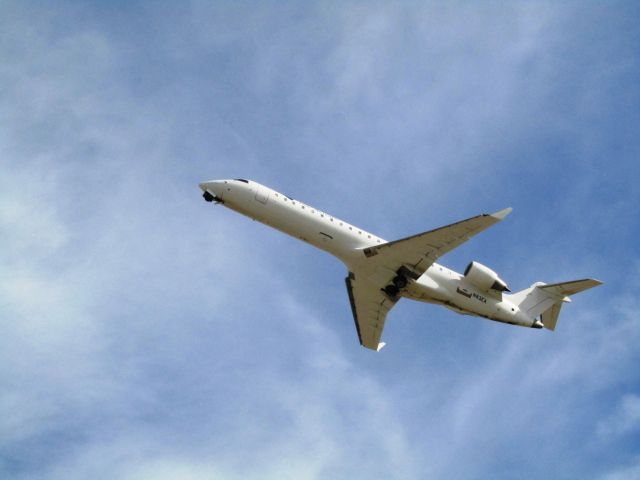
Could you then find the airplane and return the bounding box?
[199,178,602,351]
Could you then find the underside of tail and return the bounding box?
[509,279,602,330]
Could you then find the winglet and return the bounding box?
[376,342,386,352]
[490,207,513,220]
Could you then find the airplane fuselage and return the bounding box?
[200,179,539,329]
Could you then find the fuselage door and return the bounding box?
[254,185,269,204]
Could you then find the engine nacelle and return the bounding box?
[463,261,510,292]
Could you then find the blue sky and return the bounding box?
[1,2,639,479]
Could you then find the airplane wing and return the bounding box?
[345,272,399,351]
[361,208,512,280]
[345,208,511,350]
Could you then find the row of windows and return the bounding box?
[273,192,381,242]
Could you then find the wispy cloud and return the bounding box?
[1,2,639,480]
[599,457,640,480]
[598,394,640,440]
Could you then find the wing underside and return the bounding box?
[361,207,512,279]
[345,272,398,351]
[344,208,512,350]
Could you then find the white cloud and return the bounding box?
[598,394,640,440]
[1,2,638,480]
[599,458,640,480]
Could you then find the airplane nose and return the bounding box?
[199,180,224,203]
[199,181,216,192]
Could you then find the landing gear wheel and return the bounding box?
[384,284,399,297]
[393,275,407,289]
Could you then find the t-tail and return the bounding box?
[509,279,602,330]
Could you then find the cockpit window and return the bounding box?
[234,179,249,183]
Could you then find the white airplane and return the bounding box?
[199,179,602,351]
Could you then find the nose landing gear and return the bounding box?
[203,191,223,203]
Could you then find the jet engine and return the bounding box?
[463,261,510,292]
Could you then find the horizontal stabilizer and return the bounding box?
[538,279,602,298]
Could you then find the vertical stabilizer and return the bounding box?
[540,302,563,331]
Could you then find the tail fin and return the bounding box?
[510,279,602,331]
